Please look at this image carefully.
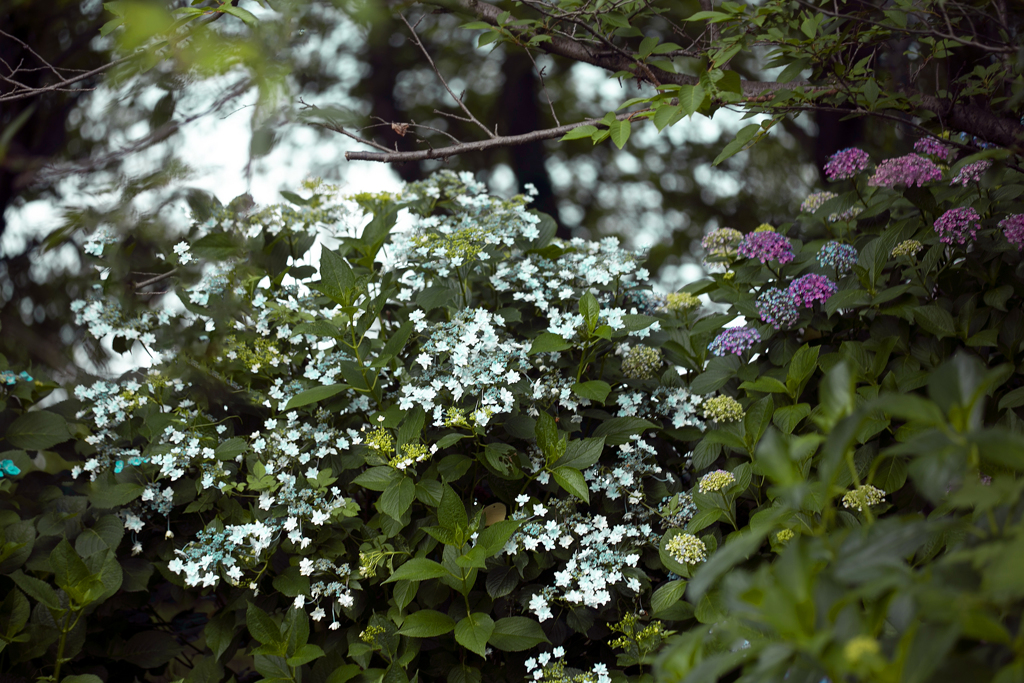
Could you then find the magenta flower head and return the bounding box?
[933,207,981,245]
[816,241,858,274]
[824,148,870,181]
[738,231,794,265]
[998,214,1024,250]
[708,326,762,356]
[913,137,955,162]
[868,154,942,188]
[950,160,992,187]
[757,288,799,329]
[788,273,838,308]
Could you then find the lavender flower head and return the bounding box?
[824,147,870,181]
[998,214,1024,250]
[702,228,744,259]
[757,289,799,329]
[950,160,992,187]
[817,241,858,274]
[868,154,942,188]
[707,326,762,356]
[933,207,981,245]
[913,137,955,162]
[737,231,794,265]
[788,273,838,308]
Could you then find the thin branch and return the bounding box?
[523,48,561,127]
[132,268,178,291]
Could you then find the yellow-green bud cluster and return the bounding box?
[609,613,666,651]
[844,636,880,663]
[366,426,394,455]
[776,528,795,543]
[666,292,701,312]
[227,336,284,373]
[698,469,736,494]
[359,624,385,644]
[842,484,885,511]
[388,443,431,471]
[410,225,486,262]
[703,395,745,422]
[665,532,707,565]
[755,223,776,232]
[443,407,470,428]
[891,239,924,258]
[622,345,662,380]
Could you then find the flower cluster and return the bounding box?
[525,649,611,683]
[756,288,799,329]
[868,154,942,188]
[83,226,119,256]
[0,459,21,477]
[615,387,705,430]
[933,207,981,245]
[698,469,736,493]
[737,231,794,265]
[703,395,745,422]
[800,191,837,213]
[788,273,837,308]
[950,160,991,186]
[824,147,870,180]
[665,532,707,565]
[842,484,885,511]
[658,491,697,529]
[0,370,32,385]
[817,241,858,274]
[586,438,663,504]
[999,214,1024,249]
[707,326,761,356]
[914,137,954,161]
[892,239,924,258]
[776,528,795,543]
[622,345,662,380]
[664,292,701,312]
[701,228,743,259]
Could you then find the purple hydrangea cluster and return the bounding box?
[817,241,858,274]
[933,207,981,245]
[868,154,942,188]
[998,214,1024,250]
[737,231,794,265]
[824,147,870,181]
[757,289,799,329]
[913,137,955,162]
[707,326,762,356]
[950,160,992,187]
[788,273,838,308]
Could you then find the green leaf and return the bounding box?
[580,291,600,332]
[713,124,760,165]
[572,380,611,404]
[535,411,566,464]
[593,417,659,445]
[530,332,572,354]
[5,410,71,450]
[862,77,880,106]
[678,84,706,116]
[773,404,811,434]
[51,539,92,593]
[287,643,326,668]
[561,125,598,141]
[651,579,688,616]
[551,466,589,503]
[488,617,549,651]
[88,482,144,508]
[61,676,105,683]
[398,610,456,638]
[558,437,605,470]
[247,602,284,646]
[285,384,347,410]
[379,476,415,521]
[638,36,659,58]
[317,247,356,305]
[0,588,30,636]
[653,104,683,131]
[455,613,494,657]
[120,630,182,668]
[437,484,468,533]
[914,305,956,339]
[609,119,631,149]
[383,558,450,583]
[10,570,59,610]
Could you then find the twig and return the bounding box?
[132,268,178,291]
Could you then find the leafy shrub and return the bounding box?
[1,144,1023,683]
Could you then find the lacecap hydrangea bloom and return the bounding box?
[800,190,837,213]
[701,227,743,258]
[788,273,838,308]
[703,395,745,422]
[950,160,992,187]
[665,532,707,565]
[892,239,924,257]
[698,469,736,494]
[622,345,662,380]
[707,326,761,356]
[913,137,955,162]
[934,206,981,245]
[737,231,794,264]
[756,288,799,329]
[824,147,870,180]
[842,484,885,511]
[999,214,1024,250]
[817,241,858,274]
[868,153,942,188]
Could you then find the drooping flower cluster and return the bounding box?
[737,231,794,265]
[913,137,955,161]
[933,207,981,245]
[701,227,743,259]
[950,160,992,186]
[665,532,707,565]
[892,239,924,257]
[788,273,838,308]
[868,154,942,188]
[698,469,736,494]
[703,395,745,422]
[824,147,870,180]
[707,326,761,356]
[999,214,1024,250]
[756,288,799,329]
[842,484,885,511]
[817,241,858,274]
[622,345,662,379]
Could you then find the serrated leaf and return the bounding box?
[530,332,572,354]
[651,579,687,615]
[713,124,760,165]
[454,613,494,657]
[398,610,456,638]
[383,558,450,583]
[488,617,549,651]
[609,119,631,149]
[5,411,71,450]
[285,384,347,410]
[551,466,589,503]
[572,380,611,403]
[561,125,598,141]
[593,417,659,445]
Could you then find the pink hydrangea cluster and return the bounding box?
[707,326,762,356]
[788,273,838,308]
[756,289,799,329]
[868,154,942,188]
[933,207,981,245]
[999,214,1024,250]
[824,147,870,181]
[737,231,794,265]
[950,160,992,186]
[913,137,955,162]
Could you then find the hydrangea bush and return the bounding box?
[1,143,1023,683]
